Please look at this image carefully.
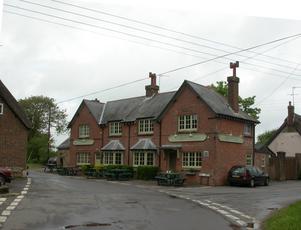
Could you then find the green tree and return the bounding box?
[257,129,276,144]
[211,81,261,120]
[19,96,68,163]
[19,96,67,137]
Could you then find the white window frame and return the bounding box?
[244,124,252,136]
[103,151,123,165]
[79,124,90,138]
[138,119,154,134]
[109,122,122,136]
[246,154,253,166]
[182,152,202,168]
[0,103,3,115]
[178,114,198,132]
[76,152,90,165]
[133,151,155,166]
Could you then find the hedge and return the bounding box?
[136,166,159,180]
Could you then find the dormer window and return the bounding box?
[178,114,197,132]
[79,124,90,138]
[109,122,122,136]
[138,119,153,134]
[0,103,3,115]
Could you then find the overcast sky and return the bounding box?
[1,0,301,146]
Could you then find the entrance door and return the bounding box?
[168,150,177,171]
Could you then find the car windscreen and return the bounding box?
[231,167,245,176]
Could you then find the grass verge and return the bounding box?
[263,200,301,230]
[27,163,43,171]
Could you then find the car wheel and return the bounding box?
[264,178,269,186]
[250,179,255,188]
[0,176,5,186]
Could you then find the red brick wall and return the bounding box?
[254,152,269,173]
[160,86,218,185]
[69,105,101,166]
[0,98,28,169]
[214,119,254,185]
[101,121,160,166]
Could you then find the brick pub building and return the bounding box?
[67,63,258,185]
[0,80,31,171]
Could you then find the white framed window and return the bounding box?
[138,119,154,134]
[103,151,123,165]
[76,152,90,165]
[261,155,266,168]
[244,124,252,136]
[246,154,253,166]
[109,122,122,136]
[0,103,3,115]
[133,151,155,166]
[182,152,202,168]
[79,124,90,138]
[95,152,102,165]
[178,114,197,131]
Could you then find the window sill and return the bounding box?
[109,134,122,137]
[138,132,154,136]
[178,129,198,133]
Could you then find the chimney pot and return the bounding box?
[227,61,240,113]
[287,101,295,126]
[145,72,159,97]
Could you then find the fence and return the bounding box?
[269,152,301,180]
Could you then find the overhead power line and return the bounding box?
[19,0,301,73]
[5,3,301,78]
[159,33,301,75]
[51,0,301,67]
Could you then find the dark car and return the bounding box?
[0,167,12,186]
[228,165,269,187]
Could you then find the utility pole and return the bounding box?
[47,105,51,160]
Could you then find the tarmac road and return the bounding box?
[2,172,232,230]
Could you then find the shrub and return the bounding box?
[80,165,92,174]
[136,166,159,180]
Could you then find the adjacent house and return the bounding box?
[57,137,70,167]
[68,65,258,185]
[0,80,31,172]
[266,102,301,157]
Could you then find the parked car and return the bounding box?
[228,165,269,187]
[0,167,12,186]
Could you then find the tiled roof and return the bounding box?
[100,91,175,123]
[131,138,157,150]
[101,140,125,151]
[0,80,31,129]
[186,81,258,123]
[57,138,70,150]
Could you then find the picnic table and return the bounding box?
[155,172,185,186]
[85,168,104,178]
[57,167,79,176]
[44,163,57,173]
[104,169,132,181]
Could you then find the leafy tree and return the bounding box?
[257,129,276,144]
[19,96,68,163]
[19,96,67,137]
[211,81,261,120]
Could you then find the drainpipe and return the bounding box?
[159,121,162,169]
[127,122,131,166]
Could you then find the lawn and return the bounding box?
[263,200,301,230]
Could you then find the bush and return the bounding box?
[103,165,134,173]
[80,165,92,174]
[136,166,159,180]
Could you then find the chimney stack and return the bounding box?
[287,101,295,126]
[145,72,159,97]
[227,61,240,113]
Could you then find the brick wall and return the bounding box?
[0,97,28,169]
[69,105,101,166]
